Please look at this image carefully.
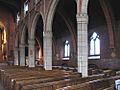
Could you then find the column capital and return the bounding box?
[19,44,25,48]
[76,13,88,23]
[43,31,52,37]
[28,39,35,45]
[14,47,19,51]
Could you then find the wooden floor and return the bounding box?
[0,63,119,90]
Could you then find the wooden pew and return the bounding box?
[16,73,103,90]
[56,82,92,90]
[0,67,81,90]
[0,65,119,90]
[103,70,116,77]
[20,74,104,90]
[103,84,115,90]
[13,72,80,90]
[0,66,43,90]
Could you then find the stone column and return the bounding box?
[14,47,19,65]
[77,13,88,77]
[28,39,35,67]
[20,44,25,66]
[43,31,52,70]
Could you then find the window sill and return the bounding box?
[62,57,70,60]
[88,56,100,59]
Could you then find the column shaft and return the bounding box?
[43,31,52,70]
[77,14,88,77]
[20,44,25,66]
[14,47,19,65]
[28,39,35,67]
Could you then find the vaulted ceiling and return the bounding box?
[1,0,120,38]
[0,0,26,21]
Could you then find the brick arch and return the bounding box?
[47,0,78,60]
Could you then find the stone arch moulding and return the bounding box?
[30,12,44,40]
[45,0,59,32]
[82,0,115,49]
[57,11,77,56]
[99,0,115,48]
[46,0,88,32]
[21,24,28,44]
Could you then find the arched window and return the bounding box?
[24,0,28,15]
[89,32,100,59]
[64,40,70,58]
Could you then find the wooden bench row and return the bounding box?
[0,65,119,90]
[57,75,120,90]
[18,74,105,90]
[0,66,81,90]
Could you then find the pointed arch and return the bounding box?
[21,24,28,44]
[99,0,115,48]
[46,0,59,32]
[30,12,44,39]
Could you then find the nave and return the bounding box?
[0,63,120,90]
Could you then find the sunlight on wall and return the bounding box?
[3,30,6,44]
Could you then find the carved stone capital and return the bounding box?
[43,31,52,38]
[19,44,25,48]
[77,13,88,23]
[28,39,35,45]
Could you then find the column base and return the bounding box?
[29,65,35,67]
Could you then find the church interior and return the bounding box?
[0,0,120,90]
